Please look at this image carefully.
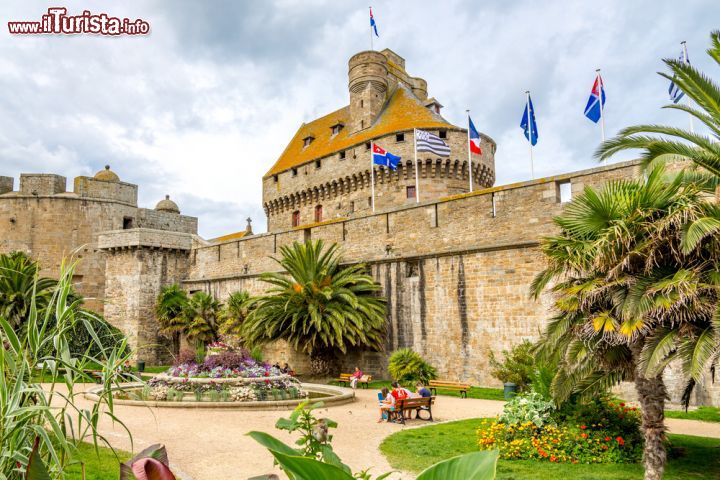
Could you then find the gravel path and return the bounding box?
[64,385,720,479]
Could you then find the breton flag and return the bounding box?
[520,95,539,146]
[370,7,379,37]
[584,74,606,123]
[372,144,400,169]
[415,129,451,156]
[669,47,690,104]
[469,116,482,154]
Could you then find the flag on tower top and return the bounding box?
[584,74,606,123]
[468,116,482,155]
[520,95,538,146]
[669,48,689,103]
[370,8,379,37]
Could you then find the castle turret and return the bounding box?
[348,51,388,133]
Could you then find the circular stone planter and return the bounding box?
[83,382,355,410]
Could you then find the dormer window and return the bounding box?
[424,97,444,115]
[303,136,315,148]
[330,123,344,136]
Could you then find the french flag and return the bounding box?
[469,116,482,155]
[584,74,606,123]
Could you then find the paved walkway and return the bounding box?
[64,385,720,479]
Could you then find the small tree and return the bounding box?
[219,290,252,338]
[388,348,437,386]
[243,240,386,376]
[183,291,221,345]
[488,340,535,392]
[155,284,188,353]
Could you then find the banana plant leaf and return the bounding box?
[120,444,175,480]
[416,451,498,480]
[269,451,355,480]
[25,437,51,480]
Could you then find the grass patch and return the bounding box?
[136,365,171,374]
[328,379,505,401]
[64,441,131,480]
[380,418,720,479]
[665,406,720,423]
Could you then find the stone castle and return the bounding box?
[2,48,717,405]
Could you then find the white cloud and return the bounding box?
[0,0,715,237]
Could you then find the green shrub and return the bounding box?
[388,348,437,386]
[250,345,264,363]
[499,392,556,427]
[488,340,535,391]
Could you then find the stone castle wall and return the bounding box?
[185,160,641,385]
[0,173,197,315]
[262,129,496,231]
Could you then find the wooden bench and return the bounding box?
[394,397,435,425]
[336,373,372,389]
[429,380,471,398]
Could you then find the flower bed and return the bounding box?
[477,395,643,464]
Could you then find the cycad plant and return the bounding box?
[243,240,386,376]
[532,167,720,480]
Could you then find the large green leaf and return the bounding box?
[246,431,299,457]
[416,451,498,480]
[25,437,51,480]
[269,451,354,480]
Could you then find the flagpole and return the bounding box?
[466,110,473,193]
[370,141,376,213]
[597,69,607,166]
[526,91,535,179]
[413,128,420,203]
[369,7,373,51]
[596,69,605,143]
[681,41,694,134]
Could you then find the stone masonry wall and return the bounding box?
[183,161,644,385]
[263,128,496,231]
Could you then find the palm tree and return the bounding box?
[0,251,56,328]
[183,291,221,345]
[219,290,252,338]
[597,31,720,180]
[155,284,189,353]
[532,167,720,480]
[243,240,387,376]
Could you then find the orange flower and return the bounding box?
[616,436,625,446]
[580,433,588,439]
[580,425,587,430]
[604,436,611,442]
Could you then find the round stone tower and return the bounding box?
[348,51,388,134]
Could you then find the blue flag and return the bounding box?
[669,48,689,104]
[584,74,606,123]
[370,8,379,37]
[372,144,399,170]
[520,95,538,146]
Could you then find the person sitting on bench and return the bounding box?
[416,382,432,398]
[349,366,363,389]
[378,387,395,423]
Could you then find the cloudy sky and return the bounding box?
[0,0,715,237]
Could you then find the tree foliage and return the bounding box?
[243,240,386,375]
[388,348,438,386]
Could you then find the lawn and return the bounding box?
[665,406,720,423]
[380,418,720,479]
[64,441,130,480]
[328,379,505,401]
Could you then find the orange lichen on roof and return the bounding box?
[264,86,456,177]
[208,230,248,244]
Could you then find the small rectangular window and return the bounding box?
[439,130,447,139]
[314,205,323,223]
[406,261,420,278]
[365,142,371,150]
[350,201,355,213]
[292,211,300,227]
[303,136,314,147]
[406,185,416,199]
[123,217,133,229]
[315,159,321,169]
[396,133,405,142]
[273,175,278,183]
[339,151,346,160]
[367,196,372,206]
[292,168,298,177]
[557,180,572,203]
